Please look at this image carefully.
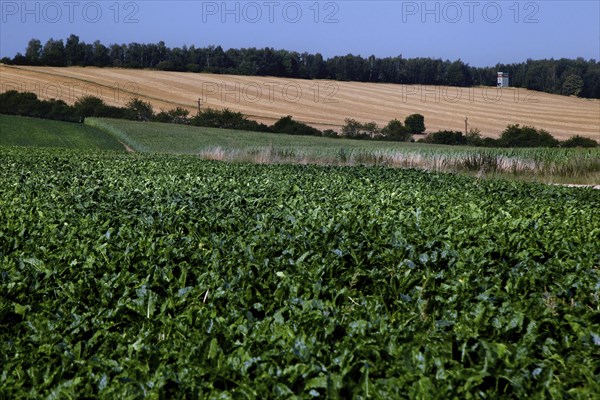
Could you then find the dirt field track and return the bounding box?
[2,65,599,140]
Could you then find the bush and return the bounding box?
[561,135,599,148]
[481,137,499,147]
[341,119,380,139]
[73,95,107,119]
[0,90,77,122]
[190,108,268,131]
[422,130,467,145]
[271,115,322,136]
[465,127,484,146]
[154,107,190,124]
[342,118,365,139]
[498,124,559,148]
[322,129,339,138]
[46,99,74,121]
[101,105,129,119]
[0,91,38,115]
[126,98,154,122]
[381,119,412,142]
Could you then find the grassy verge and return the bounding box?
[0,114,125,151]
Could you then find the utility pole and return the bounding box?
[465,117,468,135]
[197,98,202,114]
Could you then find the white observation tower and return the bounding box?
[497,72,510,87]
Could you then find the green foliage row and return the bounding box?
[7,34,600,98]
[421,125,599,148]
[1,147,599,398]
[190,108,269,132]
[2,90,597,148]
[341,116,418,142]
[0,90,129,122]
[0,90,78,122]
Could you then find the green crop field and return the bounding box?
[0,115,125,151]
[85,117,436,154]
[1,146,599,398]
[87,118,600,185]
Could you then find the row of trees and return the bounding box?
[4,35,600,98]
[0,90,136,122]
[340,116,598,147]
[417,125,598,148]
[2,91,596,147]
[0,90,328,137]
[341,114,425,141]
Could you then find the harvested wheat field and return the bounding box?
[1,64,599,140]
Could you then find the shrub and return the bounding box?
[561,135,599,148]
[341,119,379,139]
[342,118,364,139]
[322,129,339,138]
[380,119,411,142]
[465,127,484,146]
[481,137,499,147]
[126,98,154,122]
[0,90,77,122]
[73,95,107,119]
[190,108,268,131]
[422,130,467,145]
[271,115,322,136]
[498,124,559,148]
[154,107,190,124]
[46,99,74,121]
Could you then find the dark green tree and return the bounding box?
[154,107,190,124]
[341,118,365,138]
[446,60,469,86]
[65,34,84,66]
[381,119,412,141]
[92,41,111,66]
[73,95,109,119]
[465,128,484,146]
[404,114,426,134]
[562,75,584,96]
[41,38,66,66]
[25,39,43,64]
[126,98,154,122]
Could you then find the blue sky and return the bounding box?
[0,1,598,66]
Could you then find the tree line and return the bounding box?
[1,90,596,148]
[417,126,598,148]
[3,35,599,99]
[0,90,329,137]
[339,117,597,148]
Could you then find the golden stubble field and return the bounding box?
[1,65,599,140]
